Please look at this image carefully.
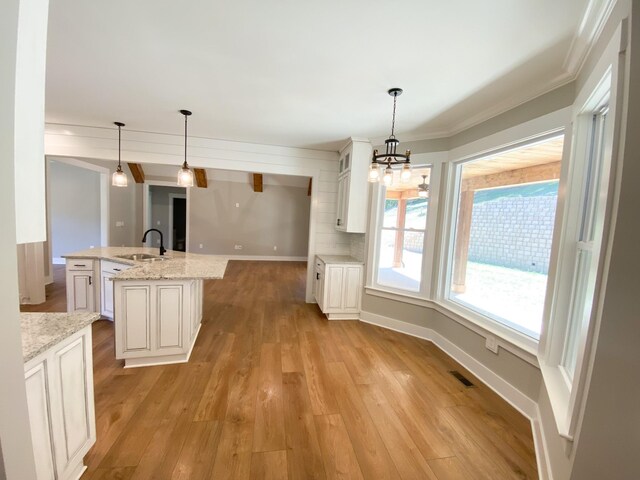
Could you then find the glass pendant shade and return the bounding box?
[177,163,194,187]
[418,188,428,198]
[368,164,380,182]
[178,109,194,187]
[383,166,393,186]
[112,121,128,187]
[400,163,412,182]
[112,166,128,187]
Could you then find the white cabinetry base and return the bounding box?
[123,324,201,368]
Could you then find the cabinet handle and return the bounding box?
[74,264,86,267]
[316,272,320,280]
[89,276,92,285]
[336,219,341,226]
[114,268,121,272]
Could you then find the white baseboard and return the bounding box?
[223,255,307,261]
[359,310,549,478]
[52,257,66,265]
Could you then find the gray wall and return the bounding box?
[189,180,311,257]
[47,156,143,249]
[148,185,186,247]
[49,160,101,257]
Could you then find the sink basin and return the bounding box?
[115,253,167,262]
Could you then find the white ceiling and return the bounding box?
[45,0,589,151]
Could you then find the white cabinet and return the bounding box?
[335,138,372,233]
[65,260,98,313]
[101,261,130,320]
[314,256,363,320]
[24,326,96,480]
[114,279,203,367]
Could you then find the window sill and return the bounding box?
[364,286,539,366]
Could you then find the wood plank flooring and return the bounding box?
[23,261,538,479]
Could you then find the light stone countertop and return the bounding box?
[63,247,228,281]
[316,254,364,265]
[21,312,101,363]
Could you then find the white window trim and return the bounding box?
[538,24,625,441]
[365,152,445,299]
[434,108,572,353]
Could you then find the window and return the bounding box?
[372,167,432,294]
[445,135,564,339]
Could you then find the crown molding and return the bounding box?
[563,0,618,76]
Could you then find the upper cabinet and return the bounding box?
[335,138,372,233]
[14,0,49,244]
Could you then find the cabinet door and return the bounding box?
[343,266,362,311]
[25,362,56,480]
[118,285,151,355]
[101,271,115,319]
[156,285,184,352]
[50,335,94,478]
[325,266,344,311]
[67,272,94,312]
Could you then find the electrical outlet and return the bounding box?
[115,221,125,227]
[89,245,95,249]
[156,239,161,245]
[199,244,203,249]
[485,335,499,354]
[234,244,243,250]
[273,246,277,251]
[235,203,240,208]
[157,220,161,226]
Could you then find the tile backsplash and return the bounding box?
[349,233,366,262]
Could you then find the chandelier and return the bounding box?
[368,88,411,186]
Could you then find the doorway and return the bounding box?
[169,194,187,251]
[144,184,188,252]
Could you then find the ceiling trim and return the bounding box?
[562,0,618,76]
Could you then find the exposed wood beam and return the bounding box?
[308,178,312,196]
[386,189,422,200]
[462,161,561,191]
[127,163,145,184]
[253,173,263,192]
[194,168,208,188]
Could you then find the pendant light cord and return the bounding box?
[183,114,188,168]
[390,93,397,138]
[117,124,122,169]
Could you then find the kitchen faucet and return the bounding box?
[141,228,166,256]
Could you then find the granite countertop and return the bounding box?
[21,312,100,363]
[64,247,228,281]
[316,254,364,265]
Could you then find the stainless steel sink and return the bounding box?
[115,253,167,262]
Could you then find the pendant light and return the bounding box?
[418,174,429,198]
[177,109,194,187]
[369,88,412,186]
[112,122,128,187]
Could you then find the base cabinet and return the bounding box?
[24,326,96,480]
[65,260,97,313]
[114,279,203,367]
[314,257,363,320]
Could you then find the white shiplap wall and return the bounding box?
[44,124,353,301]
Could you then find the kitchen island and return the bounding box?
[63,247,228,368]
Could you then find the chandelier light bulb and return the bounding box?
[383,166,393,186]
[177,164,194,187]
[368,164,380,182]
[400,163,412,183]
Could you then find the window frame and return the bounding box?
[365,153,444,300]
[538,24,624,441]
[433,108,572,356]
[438,132,565,351]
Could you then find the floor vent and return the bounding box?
[449,370,475,387]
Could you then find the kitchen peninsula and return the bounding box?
[63,247,227,367]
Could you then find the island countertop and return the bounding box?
[21,312,101,363]
[63,247,228,281]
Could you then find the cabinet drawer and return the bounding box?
[102,260,129,274]
[66,259,94,271]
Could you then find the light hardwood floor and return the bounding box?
[23,261,538,479]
